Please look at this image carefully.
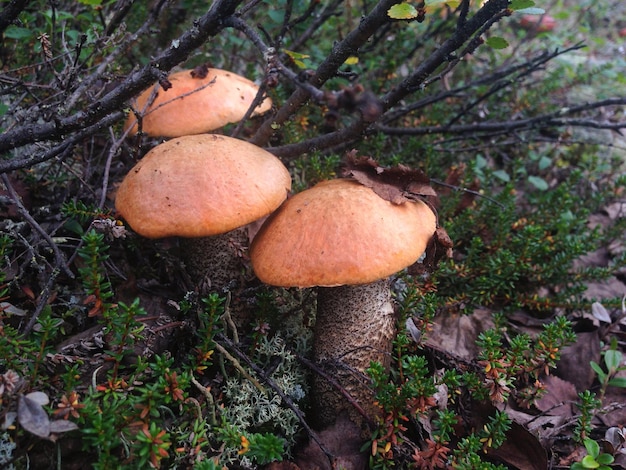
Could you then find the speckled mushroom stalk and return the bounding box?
[250,178,437,430]
[115,134,291,317]
[313,280,396,427]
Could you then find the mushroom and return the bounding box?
[123,67,272,138]
[115,134,291,305]
[249,177,437,430]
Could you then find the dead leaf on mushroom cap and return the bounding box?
[414,226,454,274]
[342,151,437,205]
[342,151,453,273]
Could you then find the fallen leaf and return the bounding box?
[473,401,548,470]
[591,301,612,323]
[342,151,436,205]
[18,393,51,438]
[295,412,367,470]
[535,375,577,418]
[425,308,495,362]
[554,329,600,392]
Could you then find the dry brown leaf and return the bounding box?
[18,393,51,439]
[295,412,367,470]
[534,375,577,418]
[554,329,600,392]
[488,421,548,470]
[342,151,436,205]
[473,401,548,470]
[425,308,495,362]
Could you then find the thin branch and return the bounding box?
[0,0,242,154]
[0,111,124,174]
[0,174,74,279]
[250,0,399,147]
[375,98,626,136]
[381,44,586,126]
[224,16,326,101]
[381,0,510,106]
[264,0,512,159]
[21,268,61,336]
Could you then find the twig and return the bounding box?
[375,101,626,137]
[250,0,399,147]
[220,292,239,345]
[190,374,217,426]
[0,0,243,154]
[223,16,326,102]
[22,268,61,336]
[0,111,124,174]
[213,341,265,393]
[0,174,74,279]
[430,178,505,208]
[296,353,376,429]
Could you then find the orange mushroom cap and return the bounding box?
[115,134,291,238]
[124,68,272,137]
[250,178,437,287]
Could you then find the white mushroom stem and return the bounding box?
[312,279,396,429]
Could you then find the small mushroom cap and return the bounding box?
[124,68,272,137]
[115,134,291,238]
[250,178,437,287]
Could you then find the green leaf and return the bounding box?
[596,454,614,465]
[267,9,284,23]
[509,0,535,10]
[77,0,102,5]
[283,49,311,69]
[492,170,510,182]
[388,3,418,20]
[527,175,548,190]
[583,438,600,458]
[603,349,622,372]
[608,377,626,388]
[581,455,600,468]
[590,361,606,379]
[485,37,509,49]
[538,155,552,170]
[4,26,34,40]
[425,0,460,7]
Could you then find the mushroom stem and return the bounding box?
[312,278,396,430]
[180,228,254,330]
[180,228,249,292]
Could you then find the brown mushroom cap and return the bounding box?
[115,134,291,239]
[250,178,437,287]
[124,69,272,137]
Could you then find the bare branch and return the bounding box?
[266,0,512,159]
[0,0,242,156]
[250,0,399,147]
[375,98,626,137]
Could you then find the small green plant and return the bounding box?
[77,229,115,318]
[450,414,511,469]
[571,438,615,470]
[573,390,601,443]
[590,338,626,401]
[241,432,286,465]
